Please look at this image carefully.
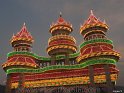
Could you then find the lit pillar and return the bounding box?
[65,53,69,65]
[17,73,25,93]
[5,74,11,93]
[104,64,113,93]
[88,65,95,86]
[51,55,56,65]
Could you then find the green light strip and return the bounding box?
[7,51,79,61]
[6,58,116,74]
[80,39,113,49]
[69,52,80,58]
[7,52,51,61]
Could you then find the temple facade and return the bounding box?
[2,11,120,93]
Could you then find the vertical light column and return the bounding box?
[51,55,56,65]
[17,73,25,93]
[65,53,69,65]
[104,64,113,93]
[5,74,11,93]
[88,65,95,86]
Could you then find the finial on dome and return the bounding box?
[12,33,15,36]
[12,33,15,38]
[23,22,26,26]
[59,12,62,17]
[103,19,106,24]
[90,10,94,15]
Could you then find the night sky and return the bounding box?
[0,0,124,86]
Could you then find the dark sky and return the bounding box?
[0,0,124,86]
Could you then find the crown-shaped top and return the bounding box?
[49,12,73,33]
[80,10,109,34]
[10,23,34,43]
[53,12,72,26]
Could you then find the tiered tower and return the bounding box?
[77,10,120,92]
[47,13,77,65]
[2,23,37,93]
[11,23,34,52]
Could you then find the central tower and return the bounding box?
[47,13,77,65]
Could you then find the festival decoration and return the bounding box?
[2,11,120,93]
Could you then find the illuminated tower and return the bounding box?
[77,10,120,92]
[47,13,77,65]
[1,11,120,93]
[11,23,34,52]
[2,23,37,93]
